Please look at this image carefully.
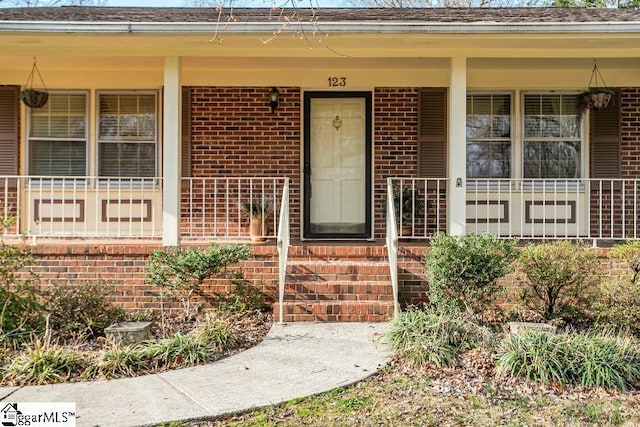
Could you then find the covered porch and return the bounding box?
[1,175,639,243]
[3,7,640,321]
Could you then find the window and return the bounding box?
[523,93,581,179]
[466,94,511,179]
[28,92,87,176]
[98,92,157,177]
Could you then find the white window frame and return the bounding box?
[96,90,159,182]
[466,91,514,190]
[520,91,585,188]
[26,90,89,180]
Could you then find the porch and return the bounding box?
[3,175,638,243]
[2,175,637,322]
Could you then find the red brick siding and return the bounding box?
[590,88,640,238]
[374,88,417,238]
[182,86,435,240]
[24,243,279,313]
[183,87,301,239]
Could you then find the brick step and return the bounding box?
[283,281,393,301]
[286,260,390,281]
[273,300,395,322]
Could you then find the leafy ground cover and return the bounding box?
[198,355,640,427]
[0,310,272,386]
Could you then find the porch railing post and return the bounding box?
[277,177,290,324]
[386,178,400,317]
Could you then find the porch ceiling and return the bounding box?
[1,32,640,59]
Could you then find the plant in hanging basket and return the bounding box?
[576,88,615,118]
[20,89,49,109]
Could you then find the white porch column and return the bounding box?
[448,57,467,236]
[162,57,181,247]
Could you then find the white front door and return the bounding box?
[304,93,371,238]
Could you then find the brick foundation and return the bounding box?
[15,242,632,321]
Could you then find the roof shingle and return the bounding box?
[1,7,640,24]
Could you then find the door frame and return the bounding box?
[303,91,373,240]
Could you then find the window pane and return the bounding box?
[99,93,156,140]
[30,93,86,138]
[28,93,87,176]
[99,142,155,177]
[467,142,511,179]
[523,141,581,179]
[29,140,86,176]
[524,94,579,138]
[467,94,512,179]
[523,94,582,179]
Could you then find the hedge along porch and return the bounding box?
[3,8,640,320]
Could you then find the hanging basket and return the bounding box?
[577,87,614,117]
[576,61,614,118]
[20,89,49,109]
[20,58,49,109]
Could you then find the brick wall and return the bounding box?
[621,88,640,179]
[373,88,421,238]
[590,88,640,238]
[184,87,302,239]
[24,243,279,313]
[183,86,427,240]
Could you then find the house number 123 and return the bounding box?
[328,77,347,87]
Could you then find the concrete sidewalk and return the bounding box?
[0,322,389,427]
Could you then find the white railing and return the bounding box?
[385,178,400,317]
[0,175,161,239]
[388,177,448,239]
[181,177,287,241]
[467,178,640,241]
[388,177,640,242]
[276,178,290,324]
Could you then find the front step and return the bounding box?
[273,300,395,322]
[277,255,394,322]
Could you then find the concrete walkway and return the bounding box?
[0,323,389,427]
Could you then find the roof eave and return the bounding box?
[1,20,640,34]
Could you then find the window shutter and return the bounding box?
[590,90,620,179]
[417,88,447,178]
[0,87,19,176]
[181,87,192,178]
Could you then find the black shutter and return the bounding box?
[0,87,19,176]
[417,88,447,178]
[590,90,620,179]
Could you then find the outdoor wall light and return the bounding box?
[269,87,280,112]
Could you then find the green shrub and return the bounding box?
[84,342,149,379]
[497,332,569,386]
[517,241,600,322]
[144,333,209,368]
[610,240,640,285]
[213,283,267,313]
[46,283,125,338]
[497,331,640,390]
[8,340,87,385]
[146,244,250,320]
[425,233,518,316]
[385,305,492,368]
[0,238,43,341]
[193,315,236,350]
[591,278,640,336]
[571,332,640,390]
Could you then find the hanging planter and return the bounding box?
[577,60,614,118]
[20,58,49,109]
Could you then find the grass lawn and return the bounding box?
[203,357,640,427]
